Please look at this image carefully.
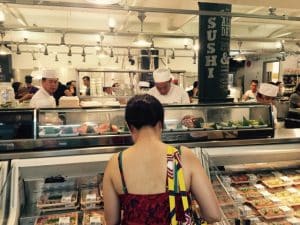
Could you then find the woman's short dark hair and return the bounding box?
[125,94,164,130]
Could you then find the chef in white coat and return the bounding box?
[148,68,189,104]
[30,69,59,108]
[256,83,279,125]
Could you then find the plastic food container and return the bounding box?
[80,188,102,209]
[83,210,105,225]
[37,190,78,211]
[34,212,78,225]
[164,119,180,130]
[39,126,60,137]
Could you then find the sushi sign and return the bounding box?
[198,2,231,102]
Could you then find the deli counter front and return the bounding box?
[0,103,277,159]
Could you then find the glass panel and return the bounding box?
[0,161,10,225]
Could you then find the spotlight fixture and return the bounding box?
[0,32,12,55]
[23,30,29,43]
[108,17,116,32]
[268,7,277,16]
[133,12,151,47]
[192,51,197,64]
[110,47,114,57]
[150,39,155,50]
[60,33,66,46]
[81,46,86,57]
[115,56,119,63]
[170,48,175,59]
[279,40,286,54]
[68,45,72,57]
[32,51,36,61]
[184,38,189,49]
[44,44,48,55]
[82,55,86,63]
[55,54,59,62]
[16,43,21,55]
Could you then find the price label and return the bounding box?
[61,193,72,203]
[279,206,291,212]
[260,190,271,197]
[287,187,298,193]
[90,216,101,225]
[280,176,291,182]
[269,196,281,203]
[59,217,70,225]
[86,193,97,202]
[254,184,265,189]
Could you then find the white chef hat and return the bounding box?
[153,68,171,83]
[138,81,150,88]
[42,69,58,79]
[258,83,278,97]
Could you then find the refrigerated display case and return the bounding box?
[0,103,276,155]
[202,143,300,225]
[0,161,9,225]
[7,153,113,225]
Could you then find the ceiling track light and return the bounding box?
[170,48,175,59]
[16,43,21,55]
[81,46,86,57]
[68,45,72,57]
[32,51,36,61]
[108,17,116,33]
[60,33,66,46]
[110,47,114,57]
[44,44,48,55]
[82,55,86,63]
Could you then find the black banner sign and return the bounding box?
[198,2,231,103]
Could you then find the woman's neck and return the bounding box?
[133,126,161,148]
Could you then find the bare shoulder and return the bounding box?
[180,146,198,161]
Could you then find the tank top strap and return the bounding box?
[118,151,128,194]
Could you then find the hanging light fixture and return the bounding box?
[60,33,66,46]
[16,43,21,55]
[82,55,86,63]
[279,40,286,54]
[133,12,151,47]
[115,56,119,63]
[23,30,29,43]
[167,56,170,64]
[0,32,12,55]
[0,9,5,24]
[44,44,48,55]
[97,34,108,58]
[184,38,189,49]
[192,50,197,64]
[233,41,246,61]
[150,39,155,50]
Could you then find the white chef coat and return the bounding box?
[148,83,190,104]
[242,90,257,102]
[30,87,56,108]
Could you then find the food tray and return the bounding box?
[83,210,105,225]
[262,178,292,188]
[257,207,287,220]
[59,125,80,137]
[236,125,252,129]
[34,212,78,225]
[286,196,300,207]
[230,174,250,184]
[37,190,78,210]
[81,188,102,209]
[39,126,60,137]
[249,198,278,209]
[217,195,234,206]
[253,125,268,128]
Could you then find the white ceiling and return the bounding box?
[0,0,300,57]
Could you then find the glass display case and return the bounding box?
[0,161,9,225]
[0,103,275,152]
[202,143,300,225]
